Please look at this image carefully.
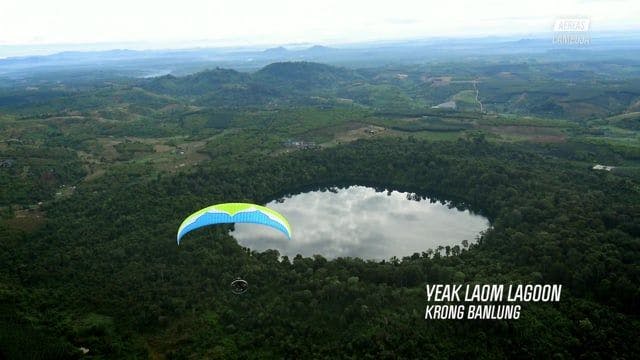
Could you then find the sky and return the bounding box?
[1,0,639,49]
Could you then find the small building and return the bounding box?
[283,139,316,149]
[592,164,615,171]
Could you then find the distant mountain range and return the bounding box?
[1,33,640,82]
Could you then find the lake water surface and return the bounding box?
[232,186,489,260]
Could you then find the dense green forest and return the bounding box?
[1,60,639,358]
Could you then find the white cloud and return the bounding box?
[0,0,638,46]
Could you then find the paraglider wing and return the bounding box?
[177,203,292,244]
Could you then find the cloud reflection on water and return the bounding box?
[232,186,489,260]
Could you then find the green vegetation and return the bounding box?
[1,59,639,358]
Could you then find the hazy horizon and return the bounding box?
[2,0,639,58]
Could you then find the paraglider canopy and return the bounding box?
[176,202,292,244]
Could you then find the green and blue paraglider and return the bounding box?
[176,203,292,244]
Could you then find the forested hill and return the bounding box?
[253,62,360,90]
[2,59,640,120]
[136,59,640,117]
[141,62,360,104]
[143,68,251,96]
